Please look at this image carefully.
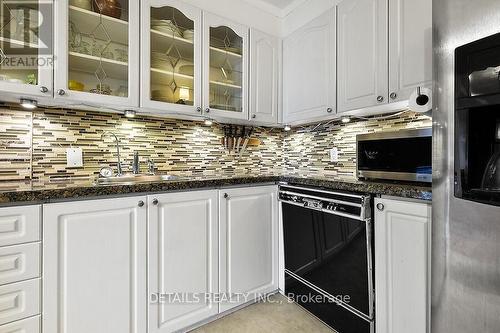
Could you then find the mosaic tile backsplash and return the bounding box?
[0,106,431,182]
[283,112,432,180]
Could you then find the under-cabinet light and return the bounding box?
[284,125,291,131]
[20,98,37,109]
[124,110,136,118]
[341,116,351,123]
[204,118,214,126]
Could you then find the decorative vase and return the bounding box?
[92,0,122,19]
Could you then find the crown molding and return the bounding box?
[242,0,308,18]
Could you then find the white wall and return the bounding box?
[184,0,282,36]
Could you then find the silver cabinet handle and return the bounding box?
[138,200,145,207]
[152,198,159,205]
[196,107,202,113]
[40,86,49,93]
[390,92,397,100]
[377,96,384,102]
[327,107,333,113]
[205,108,210,113]
[223,193,229,199]
[376,203,385,211]
[57,89,66,96]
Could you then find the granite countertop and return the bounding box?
[0,174,431,205]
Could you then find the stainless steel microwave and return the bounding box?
[356,128,432,183]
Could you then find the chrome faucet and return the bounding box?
[101,131,123,176]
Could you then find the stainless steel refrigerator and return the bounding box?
[433,0,500,332]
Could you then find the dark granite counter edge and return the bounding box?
[0,176,280,205]
[281,177,432,201]
[0,175,432,205]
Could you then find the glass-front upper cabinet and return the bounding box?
[0,0,53,98]
[54,0,139,108]
[203,13,248,120]
[141,0,201,115]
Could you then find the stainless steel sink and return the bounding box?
[95,174,179,186]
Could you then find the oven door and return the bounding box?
[282,202,374,319]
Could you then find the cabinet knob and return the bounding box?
[57,89,66,96]
[196,107,202,113]
[152,198,159,205]
[252,114,257,119]
[205,108,210,113]
[223,193,229,199]
[327,107,333,113]
[390,92,397,100]
[376,203,385,211]
[377,96,384,102]
[138,200,145,207]
[40,86,49,93]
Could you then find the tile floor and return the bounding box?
[191,294,335,333]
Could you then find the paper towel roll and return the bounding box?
[409,87,432,113]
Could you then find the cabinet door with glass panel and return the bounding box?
[141,0,201,115]
[0,0,52,99]
[203,13,249,121]
[54,0,139,108]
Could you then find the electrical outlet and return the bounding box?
[329,148,339,162]
[66,148,83,167]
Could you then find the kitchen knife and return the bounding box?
[239,127,253,157]
[228,125,234,154]
[236,126,245,153]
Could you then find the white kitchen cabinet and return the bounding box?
[140,0,202,115]
[0,278,40,326]
[0,315,40,333]
[375,197,431,333]
[388,0,432,103]
[54,0,140,109]
[43,196,147,333]
[0,205,40,247]
[219,185,279,312]
[0,0,53,100]
[249,29,280,124]
[0,242,40,285]
[337,0,388,113]
[283,8,336,124]
[202,12,249,121]
[147,190,218,333]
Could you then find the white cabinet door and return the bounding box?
[43,196,147,333]
[203,12,249,121]
[0,0,53,99]
[148,190,218,333]
[375,197,431,333]
[250,29,279,125]
[283,8,336,124]
[140,0,202,115]
[388,0,432,103]
[337,0,388,113]
[219,185,278,312]
[54,0,140,109]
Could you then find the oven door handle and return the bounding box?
[279,199,368,222]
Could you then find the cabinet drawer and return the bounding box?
[0,315,40,333]
[0,243,40,286]
[0,279,40,326]
[0,206,41,247]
